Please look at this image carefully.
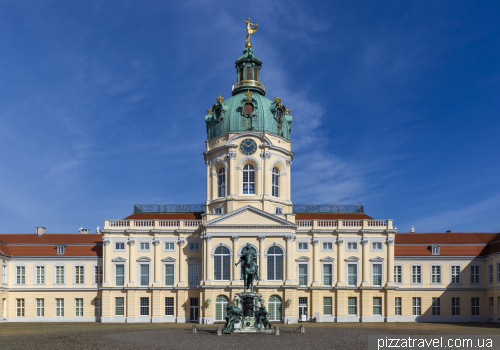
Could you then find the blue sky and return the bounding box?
[0,1,499,233]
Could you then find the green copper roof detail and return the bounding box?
[204,47,293,141]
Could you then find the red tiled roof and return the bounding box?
[4,245,102,257]
[124,213,202,220]
[395,244,488,257]
[0,234,102,244]
[294,213,374,220]
[395,232,500,244]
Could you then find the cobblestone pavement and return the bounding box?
[1,324,498,350]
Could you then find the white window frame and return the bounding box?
[165,297,175,316]
[431,245,440,255]
[36,298,44,317]
[373,297,382,316]
[140,297,149,316]
[394,264,403,284]
[272,167,279,197]
[348,297,357,316]
[213,206,223,214]
[321,241,334,252]
[75,298,83,317]
[138,242,151,252]
[471,297,480,316]
[164,263,176,286]
[16,299,25,317]
[56,298,64,317]
[346,262,359,287]
[114,242,126,252]
[411,264,422,285]
[451,297,460,316]
[15,265,26,285]
[430,264,442,285]
[297,242,309,251]
[346,242,358,252]
[56,245,65,255]
[188,263,200,287]
[321,262,334,286]
[432,297,440,316]
[214,246,231,281]
[297,262,309,287]
[115,297,125,316]
[395,297,402,316]
[188,242,201,252]
[163,241,176,252]
[94,265,103,284]
[450,264,461,284]
[266,245,284,281]
[94,298,102,317]
[138,263,150,286]
[323,297,332,316]
[2,265,7,284]
[371,262,383,286]
[34,265,45,285]
[74,265,85,284]
[470,265,480,284]
[412,297,421,316]
[371,242,383,252]
[217,167,226,198]
[242,164,255,195]
[488,264,493,284]
[54,265,65,285]
[274,206,284,214]
[114,263,126,287]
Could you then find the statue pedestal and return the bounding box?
[227,292,273,334]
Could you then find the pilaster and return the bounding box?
[231,235,240,284]
[204,235,212,285]
[177,238,186,287]
[153,238,161,286]
[285,235,294,285]
[258,235,266,282]
[386,238,394,287]
[361,239,370,287]
[128,238,136,286]
[102,238,111,287]
[336,239,345,286]
[312,239,320,287]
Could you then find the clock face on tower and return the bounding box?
[239,138,257,155]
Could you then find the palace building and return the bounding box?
[1,40,499,324]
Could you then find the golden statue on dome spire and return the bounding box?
[242,18,258,48]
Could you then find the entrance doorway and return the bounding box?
[299,297,307,321]
[190,298,199,322]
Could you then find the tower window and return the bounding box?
[272,168,279,197]
[244,103,254,114]
[218,168,225,197]
[246,67,251,80]
[254,68,257,81]
[240,69,243,82]
[243,164,255,194]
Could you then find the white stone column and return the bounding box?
[205,235,212,285]
[228,151,236,196]
[286,159,292,203]
[102,238,110,286]
[312,239,320,286]
[205,160,211,203]
[177,238,186,287]
[386,238,395,286]
[361,239,370,286]
[127,238,136,286]
[153,238,161,285]
[258,235,266,282]
[232,236,239,284]
[336,239,345,286]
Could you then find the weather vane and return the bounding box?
[241,18,258,48]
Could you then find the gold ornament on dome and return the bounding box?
[216,94,224,103]
[207,107,212,114]
[273,95,282,103]
[245,89,253,102]
[286,108,290,114]
[242,18,258,48]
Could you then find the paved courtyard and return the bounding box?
[0,322,499,350]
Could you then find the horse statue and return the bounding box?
[235,243,259,292]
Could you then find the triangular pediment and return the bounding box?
[203,205,297,229]
[161,256,176,262]
[112,256,127,262]
[320,256,335,262]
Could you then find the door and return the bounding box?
[268,295,282,321]
[298,297,307,321]
[190,298,199,322]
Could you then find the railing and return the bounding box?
[292,204,364,213]
[109,220,129,227]
[317,220,338,227]
[185,220,202,227]
[343,220,363,227]
[367,220,388,227]
[134,203,205,213]
[159,220,179,227]
[134,220,154,227]
[232,80,265,92]
[296,220,312,227]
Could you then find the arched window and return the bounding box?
[272,168,279,197]
[243,164,255,194]
[214,246,231,281]
[268,295,282,321]
[267,246,283,281]
[218,168,225,197]
[215,295,229,321]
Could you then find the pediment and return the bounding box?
[320,256,335,262]
[345,256,360,262]
[370,256,384,262]
[203,205,297,229]
[137,256,151,262]
[296,256,310,262]
[187,257,200,262]
[161,256,176,262]
[111,256,127,262]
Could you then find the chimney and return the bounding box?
[36,227,45,236]
[410,226,415,233]
[446,230,451,233]
[79,227,89,234]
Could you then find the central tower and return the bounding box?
[203,28,294,215]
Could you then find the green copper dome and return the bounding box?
[205,47,293,141]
